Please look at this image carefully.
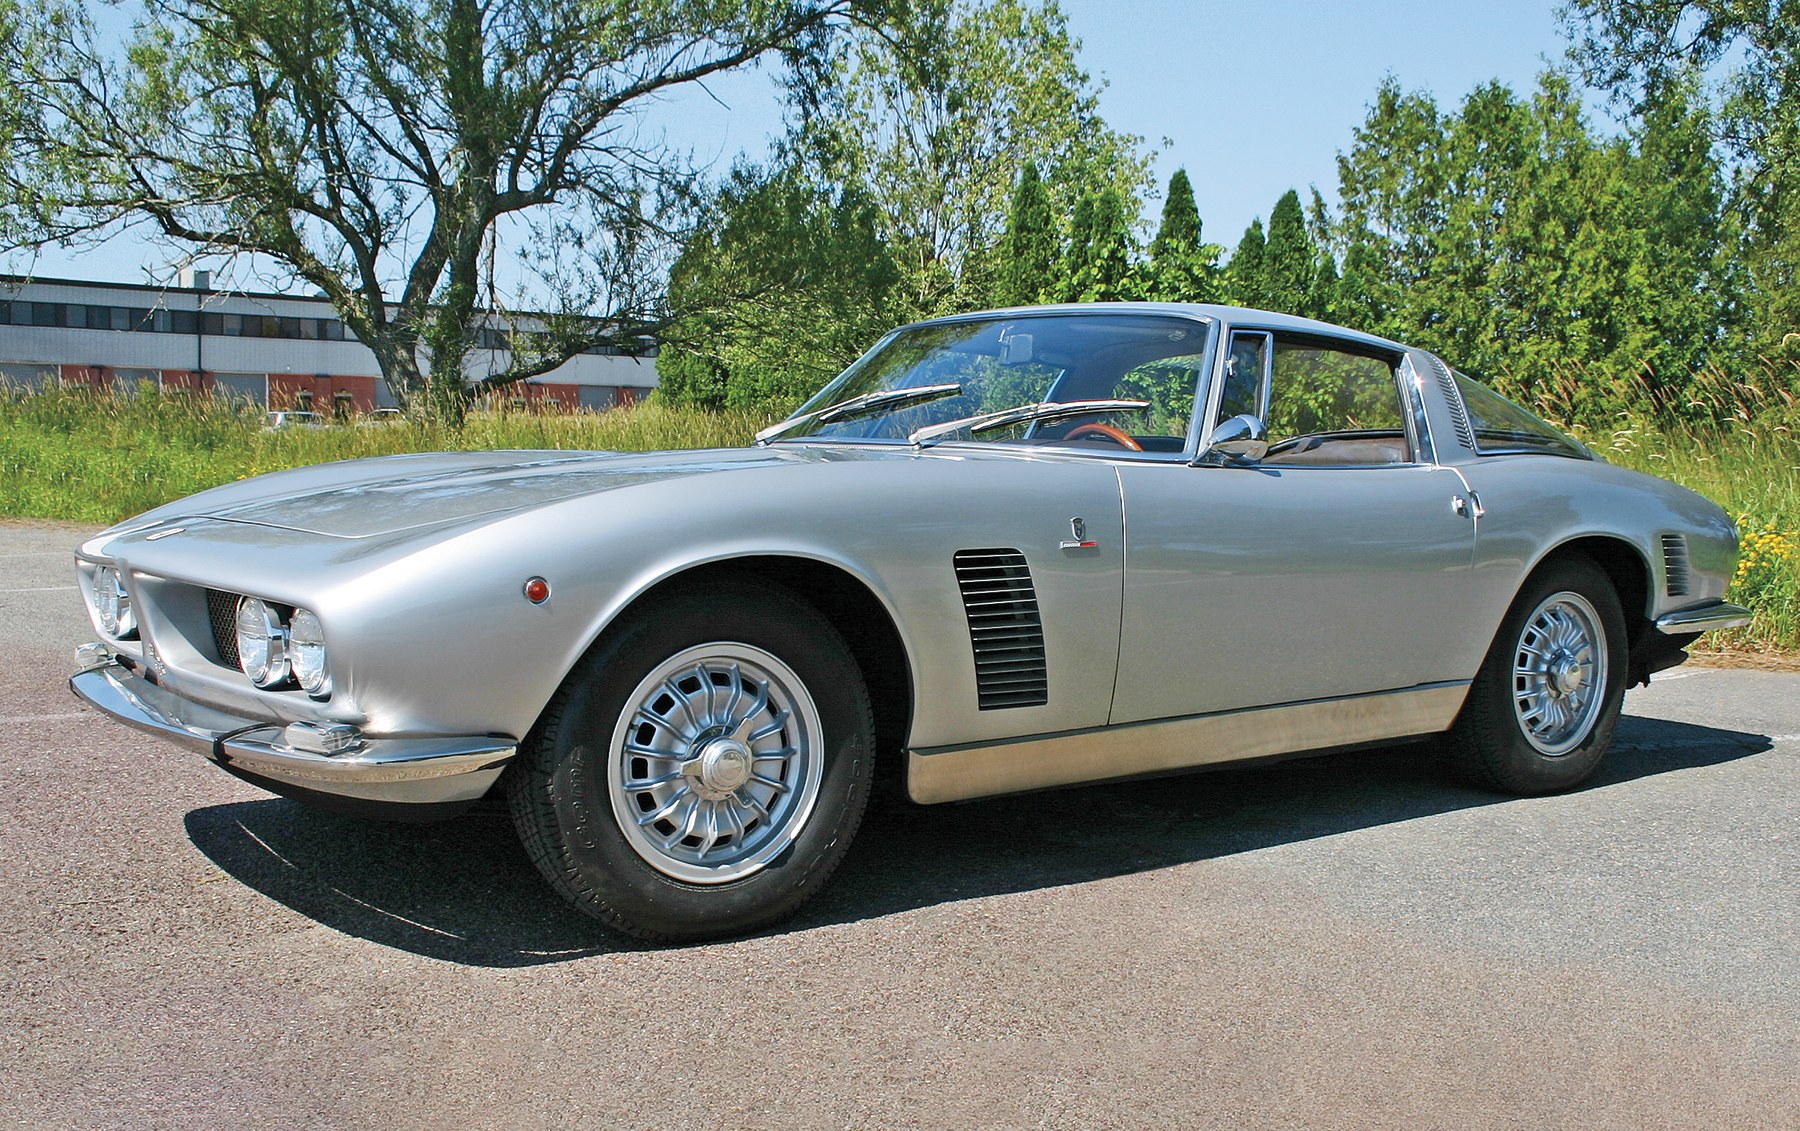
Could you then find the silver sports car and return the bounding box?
[71,304,1749,941]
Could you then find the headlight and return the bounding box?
[94,567,136,638]
[288,607,331,697]
[234,597,289,688]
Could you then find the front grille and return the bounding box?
[1661,534,1692,596]
[205,589,241,669]
[954,549,1049,710]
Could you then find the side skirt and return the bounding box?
[905,681,1472,804]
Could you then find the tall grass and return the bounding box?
[0,387,768,524]
[1525,358,1800,654]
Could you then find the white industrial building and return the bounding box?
[0,273,659,413]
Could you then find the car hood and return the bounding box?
[116,447,832,539]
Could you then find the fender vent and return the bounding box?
[1661,534,1692,596]
[1429,355,1476,450]
[205,588,241,669]
[954,549,1049,710]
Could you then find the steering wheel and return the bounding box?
[1063,422,1144,451]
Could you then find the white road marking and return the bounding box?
[0,585,77,592]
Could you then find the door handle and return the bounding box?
[1451,492,1485,518]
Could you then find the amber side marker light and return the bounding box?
[524,577,551,604]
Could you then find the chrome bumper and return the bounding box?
[1654,600,1753,635]
[70,658,516,808]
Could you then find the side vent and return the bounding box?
[1660,534,1692,596]
[1429,355,1476,451]
[953,549,1049,710]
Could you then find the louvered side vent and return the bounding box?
[954,549,1049,710]
[206,588,242,669]
[1661,534,1692,597]
[1430,355,1477,450]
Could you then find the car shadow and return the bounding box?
[183,712,1773,966]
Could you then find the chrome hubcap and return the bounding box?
[1512,592,1607,757]
[607,643,823,884]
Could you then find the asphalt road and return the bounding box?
[3,519,1797,1128]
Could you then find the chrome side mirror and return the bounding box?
[1201,413,1268,463]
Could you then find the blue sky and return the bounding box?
[22,0,1581,288]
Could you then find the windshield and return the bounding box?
[773,312,1214,453]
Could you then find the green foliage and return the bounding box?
[995,161,1062,306]
[1262,189,1316,317]
[798,0,1150,317]
[659,167,901,414]
[1061,185,1134,302]
[1564,0,1800,351]
[1224,218,1267,308]
[1145,168,1221,302]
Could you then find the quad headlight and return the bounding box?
[94,566,136,638]
[288,607,331,697]
[234,597,289,688]
[233,598,331,697]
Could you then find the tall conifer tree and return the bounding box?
[996,162,1061,306]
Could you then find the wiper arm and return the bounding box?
[755,383,964,444]
[908,399,1151,447]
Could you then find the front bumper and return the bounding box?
[71,656,516,819]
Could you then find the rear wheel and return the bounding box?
[1449,557,1628,794]
[507,578,873,942]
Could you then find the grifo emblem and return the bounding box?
[1070,517,1087,542]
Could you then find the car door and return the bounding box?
[1110,329,1482,725]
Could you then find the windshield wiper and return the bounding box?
[908,399,1151,447]
[755,383,964,444]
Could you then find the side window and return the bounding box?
[1263,341,1409,465]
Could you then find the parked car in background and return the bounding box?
[356,407,405,425]
[263,410,324,430]
[71,304,1748,941]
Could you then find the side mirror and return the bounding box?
[1202,413,1268,463]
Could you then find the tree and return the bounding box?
[658,164,900,413]
[1563,0,1800,347]
[995,161,1061,306]
[799,0,1148,317]
[0,0,881,420]
[1263,189,1316,317]
[1061,185,1133,302]
[1225,218,1266,308]
[1145,168,1219,302]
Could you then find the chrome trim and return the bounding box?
[1654,601,1752,635]
[905,682,1470,804]
[1199,412,1268,463]
[1399,355,1438,465]
[70,660,514,805]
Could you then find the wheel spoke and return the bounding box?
[636,786,692,828]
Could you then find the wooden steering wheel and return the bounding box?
[1063,422,1143,451]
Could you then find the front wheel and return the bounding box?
[1448,556,1628,794]
[507,579,874,942]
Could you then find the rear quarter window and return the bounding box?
[1453,372,1591,460]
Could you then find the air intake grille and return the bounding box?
[1429,355,1476,450]
[206,588,241,669]
[1661,534,1692,596]
[954,549,1049,710]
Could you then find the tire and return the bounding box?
[1448,556,1628,794]
[506,578,874,943]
